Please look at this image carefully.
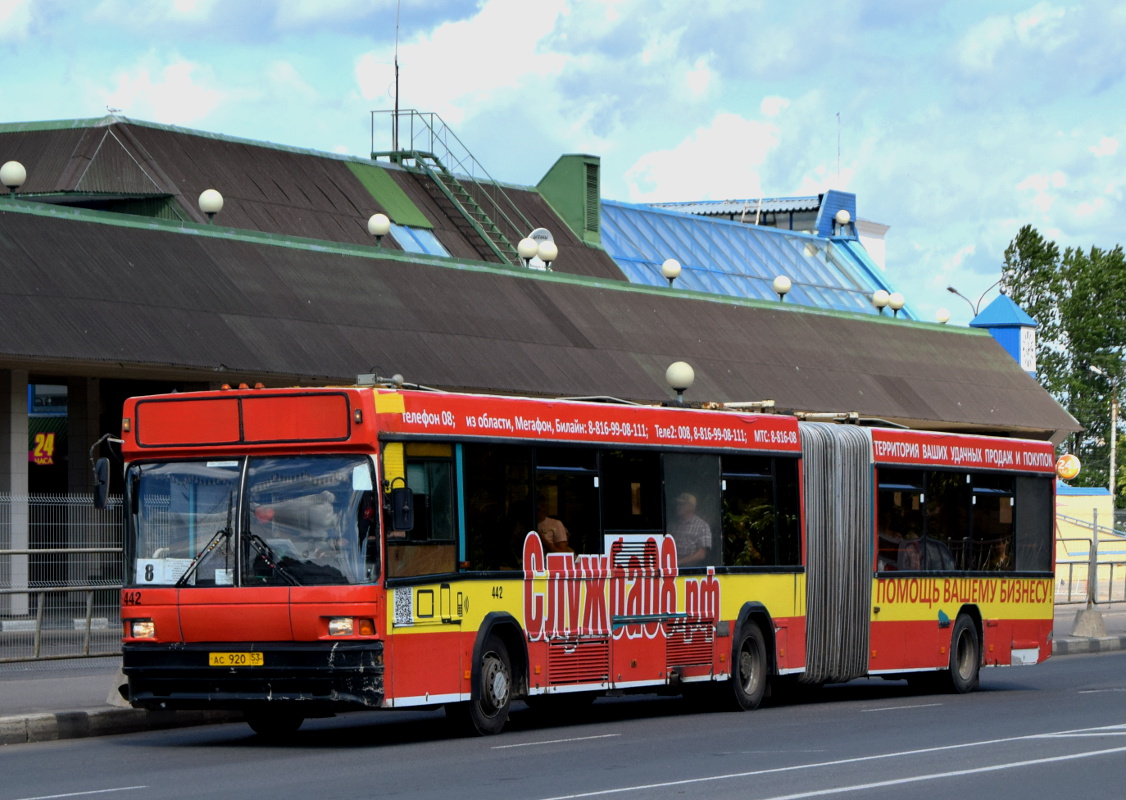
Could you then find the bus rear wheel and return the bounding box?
[725,624,767,711]
[450,635,512,735]
[946,615,980,694]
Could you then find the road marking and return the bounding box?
[538,723,1126,800]
[860,702,942,712]
[493,733,620,749]
[12,788,148,800]
[1078,688,1126,693]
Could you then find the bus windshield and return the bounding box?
[127,455,379,587]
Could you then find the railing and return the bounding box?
[370,109,535,259]
[0,493,123,662]
[1055,512,1126,605]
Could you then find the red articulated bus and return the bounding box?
[101,384,1057,737]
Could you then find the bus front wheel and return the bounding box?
[726,624,768,711]
[450,635,512,735]
[946,615,980,694]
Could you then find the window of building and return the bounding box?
[390,223,449,257]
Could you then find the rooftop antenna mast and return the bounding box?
[393,0,401,151]
[836,111,841,183]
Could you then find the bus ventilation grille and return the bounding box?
[665,621,715,666]
[549,639,610,684]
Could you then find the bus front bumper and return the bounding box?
[122,641,384,713]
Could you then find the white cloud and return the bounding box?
[685,57,712,97]
[1016,170,1068,213]
[101,56,224,124]
[760,96,789,118]
[0,0,32,41]
[625,113,779,201]
[355,0,568,126]
[1091,136,1118,157]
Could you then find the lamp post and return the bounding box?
[872,289,890,315]
[367,213,391,247]
[517,237,539,267]
[1,160,26,197]
[666,361,695,407]
[661,258,681,287]
[946,271,1014,317]
[772,275,792,302]
[1090,364,1119,499]
[888,292,905,318]
[198,189,224,224]
[537,240,558,271]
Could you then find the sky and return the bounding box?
[1,0,1124,325]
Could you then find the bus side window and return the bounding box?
[664,453,721,567]
[972,473,1014,571]
[462,443,534,571]
[387,444,456,578]
[1014,476,1052,572]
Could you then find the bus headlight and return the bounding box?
[327,617,376,636]
[130,620,156,639]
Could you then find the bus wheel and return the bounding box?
[946,615,980,694]
[727,624,768,711]
[245,709,304,739]
[453,635,512,735]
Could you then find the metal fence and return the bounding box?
[1055,513,1126,605]
[0,493,123,662]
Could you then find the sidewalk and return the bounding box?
[2,603,1125,746]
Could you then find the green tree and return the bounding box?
[1005,225,1126,502]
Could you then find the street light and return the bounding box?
[666,361,695,407]
[946,271,1014,317]
[367,213,391,247]
[772,275,792,301]
[661,258,681,287]
[1090,364,1119,498]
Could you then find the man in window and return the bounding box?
[537,498,571,553]
[670,493,711,567]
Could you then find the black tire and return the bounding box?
[245,709,304,739]
[450,635,512,735]
[946,615,980,694]
[725,624,768,711]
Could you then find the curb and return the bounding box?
[0,708,241,746]
[1052,635,1126,656]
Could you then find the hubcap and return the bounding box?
[740,644,758,693]
[481,654,509,714]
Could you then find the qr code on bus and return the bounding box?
[394,587,413,626]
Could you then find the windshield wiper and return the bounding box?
[245,532,299,585]
[175,492,234,588]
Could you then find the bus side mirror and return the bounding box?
[92,457,110,510]
[390,487,414,532]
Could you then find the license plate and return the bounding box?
[209,651,263,667]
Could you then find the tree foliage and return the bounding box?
[1004,225,1126,502]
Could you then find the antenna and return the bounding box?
[836,111,841,183]
[393,0,401,151]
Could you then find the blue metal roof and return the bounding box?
[970,294,1037,328]
[650,197,821,216]
[600,200,916,319]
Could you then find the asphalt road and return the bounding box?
[4,652,1126,800]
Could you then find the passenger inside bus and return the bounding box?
[669,493,712,567]
[536,498,571,553]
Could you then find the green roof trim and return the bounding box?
[345,162,431,229]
